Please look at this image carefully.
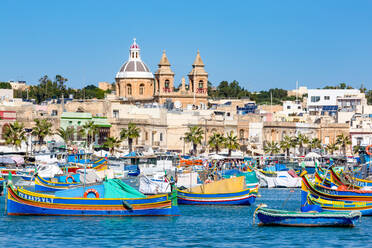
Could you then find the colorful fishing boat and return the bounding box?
[301,172,372,201]
[220,169,259,189]
[254,205,361,227]
[330,167,372,189]
[177,176,258,205]
[307,195,372,216]
[35,174,82,192]
[6,177,179,216]
[314,169,331,188]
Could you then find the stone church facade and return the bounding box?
[115,39,208,109]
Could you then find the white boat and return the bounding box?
[256,170,301,188]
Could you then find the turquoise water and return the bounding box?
[0,189,371,247]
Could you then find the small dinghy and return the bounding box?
[254,204,361,227]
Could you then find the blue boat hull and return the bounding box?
[256,212,359,227]
[6,184,180,216]
[7,198,179,216]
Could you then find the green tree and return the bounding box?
[326,142,339,155]
[120,122,140,153]
[56,127,74,147]
[336,133,351,156]
[224,131,240,156]
[184,126,204,155]
[208,132,225,154]
[3,121,26,149]
[264,141,280,156]
[82,121,97,148]
[297,134,309,156]
[104,137,121,155]
[309,138,322,152]
[353,145,361,155]
[0,82,12,89]
[290,137,298,156]
[280,136,292,157]
[31,119,53,148]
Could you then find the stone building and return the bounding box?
[115,39,208,109]
[115,39,155,102]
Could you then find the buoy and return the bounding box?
[366,145,372,155]
[83,188,99,198]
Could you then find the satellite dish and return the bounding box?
[174,101,182,109]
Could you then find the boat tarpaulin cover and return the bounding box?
[189,176,245,194]
[103,179,145,198]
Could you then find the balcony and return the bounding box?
[163,87,172,93]
[196,88,207,94]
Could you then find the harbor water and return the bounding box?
[0,188,371,247]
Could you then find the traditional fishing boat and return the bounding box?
[254,205,361,227]
[6,177,179,216]
[307,195,372,216]
[330,167,372,189]
[220,169,259,189]
[301,171,372,201]
[34,174,82,192]
[314,170,331,187]
[177,176,258,205]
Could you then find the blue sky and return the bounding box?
[1,0,371,91]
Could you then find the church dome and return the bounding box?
[116,39,154,79]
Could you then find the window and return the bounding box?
[69,121,72,124]
[198,80,204,89]
[239,129,244,139]
[113,110,119,119]
[165,80,170,88]
[78,121,81,125]
[298,106,301,109]
[127,84,132,95]
[51,110,58,116]
[287,106,291,109]
[160,133,163,142]
[145,131,148,141]
[311,96,320,102]
[139,84,144,95]
[324,96,330,100]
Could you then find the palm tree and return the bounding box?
[290,136,298,156]
[208,132,225,154]
[104,137,121,155]
[3,121,27,150]
[56,127,74,147]
[326,142,339,155]
[309,138,322,152]
[280,136,292,157]
[184,126,204,155]
[264,141,280,156]
[336,133,351,156]
[82,121,97,148]
[31,119,53,149]
[224,131,240,157]
[120,122,140,153]
[353,145,361,155]
[297,134,309,156]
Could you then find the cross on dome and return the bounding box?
[129,38,141,60]
[116,38,153,79]
[130,38,139,49]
